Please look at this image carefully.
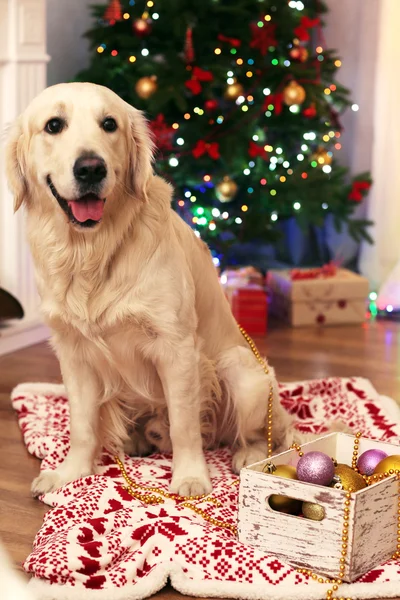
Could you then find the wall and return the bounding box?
[325,0,379,175]
[46,0,92,86]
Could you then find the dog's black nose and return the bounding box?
[73,155,107,185]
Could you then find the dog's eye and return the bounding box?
[45,118,64,134]
[102,117,118,132]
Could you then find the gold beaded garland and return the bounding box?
[238,325,274,458]
[114,379,400,600]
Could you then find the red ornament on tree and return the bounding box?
[103,0,122,24]
[149,114,175,151]
[250,22,277,55]
[184,26,195,63]
[204,99,218,112]
[133,18,152,37]
[290,46,308,62]
[303,103,317,118]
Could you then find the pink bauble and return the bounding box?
[357,449,388,476]
[297,451,335,486]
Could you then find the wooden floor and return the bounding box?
[1,318,400,599]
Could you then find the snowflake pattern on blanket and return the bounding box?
[11,378,400,600]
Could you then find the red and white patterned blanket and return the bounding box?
[11,378,400,600]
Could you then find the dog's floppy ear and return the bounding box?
[5,117,28,212]
[127,106,155,202]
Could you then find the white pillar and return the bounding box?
[0,0,50,353]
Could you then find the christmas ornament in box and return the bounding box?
[267,265,369,326]
[221,267,267,335]
[238,432,400,582]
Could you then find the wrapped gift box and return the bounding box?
[267,267,369,326]
[224,285,267,335]
[238,432,400,582]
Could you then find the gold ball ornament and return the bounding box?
[135,76,157,99]
[283,80,306,106]
[312,147,333,166]
[266,465,302,515]
[224,82,245,101]
[333,464,367,492]
[216,176,238,203]
[289,46,309,63]
[373,455,400,474]
[302,501,325,521]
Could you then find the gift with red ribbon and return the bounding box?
[221,267,267,335]
[267,266,369,327]
[290,261,338,281]
[192,140,220,160]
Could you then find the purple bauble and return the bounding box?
[357,449,388,476]
[297,451,335,486]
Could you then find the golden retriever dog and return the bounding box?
[0,540,34,600]
[6,82,295,498]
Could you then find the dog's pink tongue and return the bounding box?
[68,196,104,223]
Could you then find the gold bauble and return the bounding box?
[333,464,367,492]
[373,455,400,474]
[135,76,157,99]
[216,176,238,203]
[283,80,306,106]
[302,501,325,521]
[312,147,333,166]
[224,82,245,101]
[267,465,301,515]
[289,46,308,63]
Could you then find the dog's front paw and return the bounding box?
[170,474,212,497]
[31,470,65,497]
[232,441,268,473]
[31,463,93,497]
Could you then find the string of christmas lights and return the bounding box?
[76,0,372,253]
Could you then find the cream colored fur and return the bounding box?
[5,82,295,498]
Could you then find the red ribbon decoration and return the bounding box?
[294,16,320,42]
[248,141,268,160]
[192,140,220,160]
[290,262,338,281]
[185,67,214,95]
[348,181,371,202]
[218,34,241,47]
[263,92,283,116]
[250,22,277,55]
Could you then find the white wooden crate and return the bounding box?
[238,433,400,582]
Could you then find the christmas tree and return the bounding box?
[76,0,372,264]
